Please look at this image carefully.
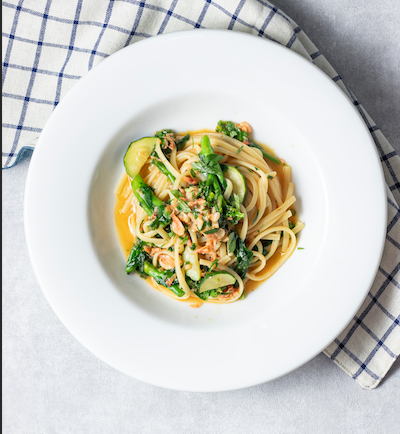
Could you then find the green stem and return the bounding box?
[131,175,171,230]
[249,143,281,165]
[144,262,185,297]
[200,135,227,189]
[152,160,176,183]
[176,133,190,151]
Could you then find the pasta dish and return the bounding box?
[115,121,304,305]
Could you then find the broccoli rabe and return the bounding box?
[216,121,249,142]
[151,159,176,183]
[131,174,172,229]
[155,130,191,153]
[143,262,185,297]
[226,193,244,225]
[126,239,150,275]
[195,287,225,300]
[227,232,254,279]
[175,133,190,151]
[155,129,173,140]
[191,135,227,190]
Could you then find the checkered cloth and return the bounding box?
[3,0,399,389]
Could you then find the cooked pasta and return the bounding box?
[115,121,304,306]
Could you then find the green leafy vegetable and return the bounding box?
[216,121,248,142]
[154,129,174,159]
[143,262,185,297]
[229,232,253,279]
[225,193,244,225]
[176,133,190,151]
[195,287,225,300]
[228,232,237,254]
[248,142,281,165]
[191,135,227,190]
[177,198,191,213]
[215,120,281,165]
[261,240,272,256]
[170,189,184,198]
[204,228,219,234]
[155,129,172,140]
[192,154,225,186]
[152,160,176,183]
[179,234,189,243]
[131,174,171,229]
[126,239,150,274]
[236,146,243,154]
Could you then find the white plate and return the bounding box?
[25,30,386,392]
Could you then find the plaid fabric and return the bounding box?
[2,0,399,389]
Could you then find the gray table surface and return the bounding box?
[3,1,400,433]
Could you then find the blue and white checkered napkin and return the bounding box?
[3,0,399,388]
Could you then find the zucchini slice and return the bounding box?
[182,246,201,281]
[199,271,236,293]
[124,137,159,178]
[224,166,247,203]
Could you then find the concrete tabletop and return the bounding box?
[3,1,400,433]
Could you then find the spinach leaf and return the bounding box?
[216,120,248,142]
[126,239,150,274]
[191,153,224,178]
[177,199,191,213]
[229,232,253,279]
[176,133,190,151]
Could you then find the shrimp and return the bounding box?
[171,214,185,236]
[237,121,252,133]
[178,213,191,224]
[207,211,220,223]
[217,285,239,301]
[158,254,175,270]
[182,176,198,185]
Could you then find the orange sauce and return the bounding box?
[114,174,135,257]
[114,130,298,304]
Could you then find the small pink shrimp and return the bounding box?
[171,214,185,236]
[237,121,252,133]
[158,254,175,270]
[182,176,198,185]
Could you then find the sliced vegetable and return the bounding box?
[199,271,236,293]
[124,137,159,178]
[182,246,201,281]
[224,166,247,203]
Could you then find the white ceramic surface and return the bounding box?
[24,30,386,392]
